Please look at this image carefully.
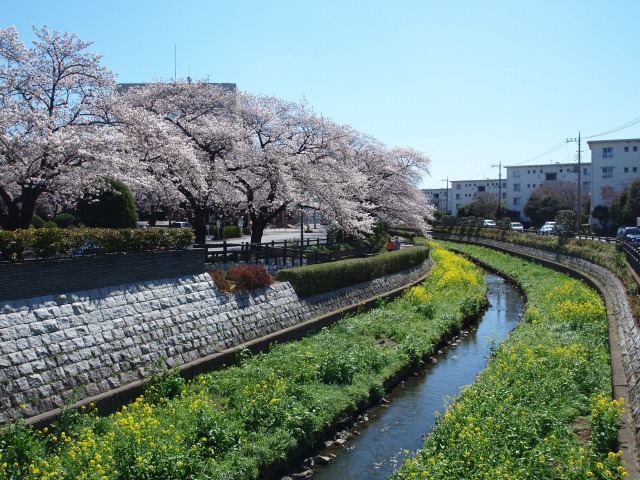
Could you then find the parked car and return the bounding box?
[539,221,557,235]
[616,226,640,242]
[510,222,524,232]
[170,221,192,229]
[483,219,497,228]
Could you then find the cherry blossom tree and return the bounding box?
[118,81,433,244]
[339,129,434,235]
[232,94,378,243]
[115,80,242,243]
[0,25,118,230]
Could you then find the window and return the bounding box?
[513,183,521,192]
[602,147,613,158]
[456,184,461,190]
[634,167,638,173]
[624,167,629,173]
[455,194,461,200]
[433,193,440,199]
[513,170,520,178]
[634,146,638,152]
[625,146,629,152]
[478,186,485,192]
[602,167,613,178]
[513,197,520,206]
[545,173,557,181]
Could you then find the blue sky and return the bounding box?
[5,0,640,189]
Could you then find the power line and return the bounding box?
[583,115,640,139]
[511,113,640,168]
[511,140,568,166]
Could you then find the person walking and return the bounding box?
[394,236,401,250]
[385,236,395,252]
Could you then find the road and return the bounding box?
[206,225,329,245]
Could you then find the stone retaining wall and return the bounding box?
[0,261,432,424]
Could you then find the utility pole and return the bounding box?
[491,161,503,217]
[566,133,582,233]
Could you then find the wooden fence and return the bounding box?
[618,241,640,281]
[195,237,372,268]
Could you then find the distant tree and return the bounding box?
[456,203,474,217]
[590,204,610,233]
[76,179,138,228]
[470,192,498,219]
[555,210,576,232]
[0,25,118,230]
[621,177,640,226]
[524,185,562,225]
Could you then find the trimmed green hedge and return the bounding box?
[0,228,195,262]
[208,225,242,239]
[276,246,428,297]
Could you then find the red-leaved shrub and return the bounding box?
[226,265,273,291]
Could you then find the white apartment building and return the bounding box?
[422,188,450,213]
[588,138,640,214]
[504,162,591,222]
[449,179,506,217]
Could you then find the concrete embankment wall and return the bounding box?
[0,261,432,425]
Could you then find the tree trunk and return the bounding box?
[191,208,208,245]
[249,204,288,243]
[0,187,39,231]
[250,216,267,243]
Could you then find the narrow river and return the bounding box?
[309,273,524,479]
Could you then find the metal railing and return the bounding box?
[195,237,372,268]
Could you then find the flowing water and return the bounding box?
[307,273,524,480]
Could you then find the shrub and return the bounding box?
[30,214,45,229]
[0,228,194,262]
[208,269,233,292]
[222,225,242,239]
[53,212,77,229]
[76,178,139,228]
[226,265,273,290]
[277,246,428,297]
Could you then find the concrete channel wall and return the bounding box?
[435,233,640,473]
[0,261,433,425]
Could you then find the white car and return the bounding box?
[483,219,497,228]
[539,221,556,235]
[510,222,524,232]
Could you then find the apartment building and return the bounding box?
[504,162,591,222]
[588,138,640,213]
[449,178,506,217]
[422,188,450,213]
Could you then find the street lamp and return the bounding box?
[441,177,449,214]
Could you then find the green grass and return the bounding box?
[391,241,626,480]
